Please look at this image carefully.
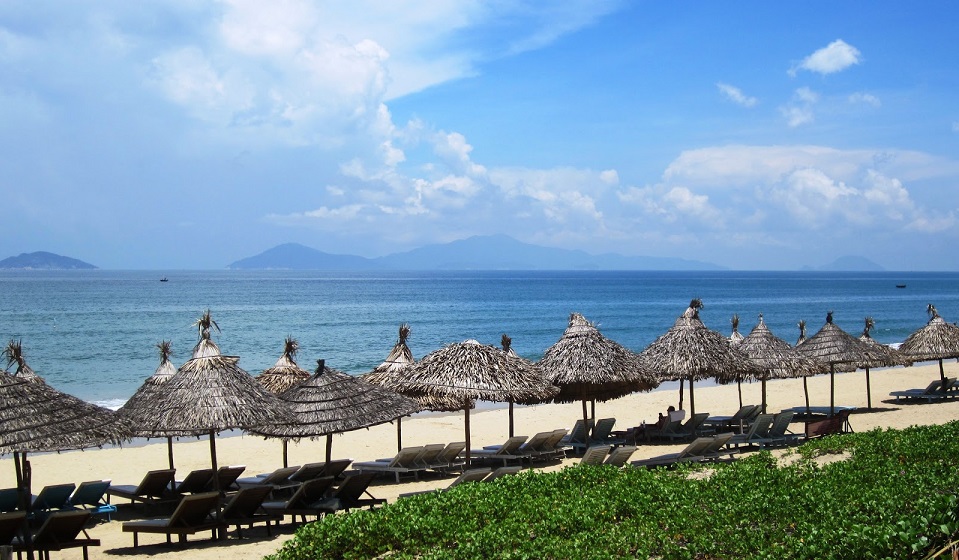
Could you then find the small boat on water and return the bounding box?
[896,284,906,288]
[160,277,169,282]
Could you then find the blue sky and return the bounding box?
[2,1,958,270]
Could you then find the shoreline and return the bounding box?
[3,360,957,559]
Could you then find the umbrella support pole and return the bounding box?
[14,453,34,560]
[939,359,947,383]
[803,377,810,413]
[167,436,175,471]
[209,430,224,539]
[397,419,403,453]
[761,378,767,414]
[678,379,685,411]
[508,402,514,438]
[689,379,696,417]
[581,400,590,451]
[865,368,872,409]
[282,440,289,469]
[737,381,743,409]
[464,407,471,468]
[326,434,333,463]
[829,365,836,417]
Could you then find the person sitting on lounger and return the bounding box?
[628,406,686,443]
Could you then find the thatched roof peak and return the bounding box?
[190,311,222,359]
[501,334,512,353]
[255,337,311,394]
[797,320,807,345]
[739,315,826,379]
[899,303,959,362]
[146,340,176,386]
[397,323,410,344]
[928,303,941,320]
[861,316,875,338]
[4,339,44,384]
[682,299,703,319]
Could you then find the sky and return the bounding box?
[1,1,958,270]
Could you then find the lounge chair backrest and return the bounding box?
[34,483,77,510]
[703,432,734,453]
[540,429,568,452]
[684,413,709,432]
[290,477,337,507]
[565,419,594,444]
[745,414,775,438]
[519,432,552,452]
[604,445,636,467]
[435,442,466,464]
[138,469,176,498]
[677,437,715,459]
[176,469,215,493]
[730,405,756,421]
[322,459,353,479]
[579,446,609,465]
[485,466,522,482]
[768,411,796,437]
[0,511,26,545]
[497,436,529,455]
[388,447,425,468]
[415,444,448,467]
[222,485,272,519]
[333,472,377,501]
[69,480,111,507]
[289,462,327,483]
[31,510,91,544]
[592,418,616,440]
[924,379,944,393]
[448,468,491,488]
[658,418,683,435]
[0,488,19,513]
[168,492,220,528]
[213,465,246,490]
[259,466,300,485]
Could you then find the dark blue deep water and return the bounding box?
[1,270,957,406]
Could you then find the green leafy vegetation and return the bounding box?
[269,422,959,559]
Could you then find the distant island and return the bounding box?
[228,235,725,271]
[0,251,97,270]
[802,255,885,272]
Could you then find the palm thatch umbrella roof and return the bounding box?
[898,304,959,383]
[360,324,467,451]
[639,300,761,417]
[251,359,422,463]
[120,311,294,496]
[729,315,745,346]
[858,316,911,409]
[737,314,828,412]
[4,339,44,384]
[0,354,128,524]
[256,337,312,394]
[538,312,657,444]
[387,338,558,466]
[500,333,554,437]
[796,311,895,415]
[117,341,181,468]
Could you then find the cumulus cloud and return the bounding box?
[790,39,861,76]
[849,92,881,108]
[717,82,758,108]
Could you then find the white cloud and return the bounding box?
[717,82,758,108]
[849,92,881,108]
[790,39,861,76]
[780,87,819,127]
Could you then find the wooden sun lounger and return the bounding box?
[66,480,117,521]
[631,437,715,468]
[579,445,610,466]
[122,492,226,548]
[471,436,529,466]
[261,477,339,524]
[399,468,492,498]
[15,510,100,560]
[107,469,176,505]
[221,485,283,538]
[354,446,428,483]
[889,379,955,403]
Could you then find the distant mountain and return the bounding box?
[228,235,724,271]
[227,243,376,270]
[0,251,97,270]
[807,255,886,272]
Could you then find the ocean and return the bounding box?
[1,269,957,408]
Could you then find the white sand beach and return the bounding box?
[3,360,957,559]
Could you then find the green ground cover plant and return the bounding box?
[268,421,959,559]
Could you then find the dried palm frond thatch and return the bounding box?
[256,337,312,394]
[898,304,959,383]
[4,339,44,384]
[388,338,558,466]
[251,359,422,463]
[117,341,180,467]
[639,300,760,416]
[729,314,744,346]
[738,314,828,411]
[796,311,895,414]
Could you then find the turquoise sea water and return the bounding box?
[1,270,957,407]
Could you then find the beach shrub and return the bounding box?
[268,421,959,560]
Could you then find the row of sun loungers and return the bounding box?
[0,509,100,560]
[889,377,959,403]
[353,442,468,482]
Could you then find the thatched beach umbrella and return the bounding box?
[728,315,746,407]
[361,324,471,451]
[389,339,558,467]
[796,311,894,415]
[120,311,294,497]
[118,341,180,469]
[859,317,912,409]
[251,359,422,464]
[253,337,314,466]
[0,348,128,556]
[501,334,553,438]
[898,304,959,384]
[639,300,760,417]
[256,337,312,394]
[737,314,827,413]
[4,339,44,384]
[538,313,657,444]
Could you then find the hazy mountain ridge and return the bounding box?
[0,251,97,270]
[228,235,725,271]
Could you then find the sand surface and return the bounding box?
[3,360,957,559]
